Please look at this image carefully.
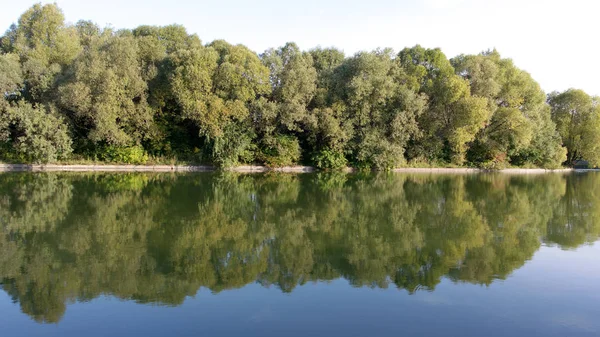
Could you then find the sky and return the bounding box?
[0,0,598,96]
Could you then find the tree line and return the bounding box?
[1,171,598,322]
[1,3,599,169]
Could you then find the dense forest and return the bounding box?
[1,171,599,322]
[1,4,599,169]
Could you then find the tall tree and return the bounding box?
[131,25,203,157]
[0,3,586,168]
[1,3,81,103]
[453,50,566,168]
[399,45,490,165]
[333,49,427,169]
[549,89,600,166]
[254,42,317,166]
[57,31,153,149]
[166,39,272,166]
[207,40,271,166]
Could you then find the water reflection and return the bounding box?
[0,172,598,323]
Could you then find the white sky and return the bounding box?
[1,0,598,95]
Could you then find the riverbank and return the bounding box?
[0,164,312,172]
[0,163,582,173]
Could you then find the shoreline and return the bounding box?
[0,164,585,173]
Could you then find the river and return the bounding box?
[0,172,598,336]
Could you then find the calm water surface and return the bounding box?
[0,172,599,336]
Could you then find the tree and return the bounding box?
[168,40,272,166]
[2,3,81,103]
[333,49,427,169]
[309,47,345,109]
[549,89,600,166]
[452,53,501,106]
[453,50,566,167]
[254,42,317,165]
[0,3,589,168]
[209,40,271,102]
[399,45,490,165]
[515,104,567,168]
[57,32,153,150]
[131,25,203,158]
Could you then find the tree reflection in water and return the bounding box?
[0,172,598,323]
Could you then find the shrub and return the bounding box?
[258,135,301,167]
[0,103,72,163]
[210,123,255,167]
[312,149,347,170]
[99,145,149,164]
[355,133,404,171]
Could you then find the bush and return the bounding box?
[99,145,149,164]
[312,149,347,170]
[0,103,72,163]
[210,123,255,167]
[355,133,404,171]
[258,135,301,167]
[478,160,504,170]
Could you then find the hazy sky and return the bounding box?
[1,0,598,95]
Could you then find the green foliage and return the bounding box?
[549,89,600,166]
[334,49,427,169]
[1,3,597,169]
[309,47,345,108]
[209,40,271,102]
[0,53,22,100]
[312,149,347,170]
[57,32,153,146]
[468,107,533,166]
[455,50,566,168]
[98,145,149,164]
[400,45,491,164]
[354,131,405,170]
[262,42,317,108]
[209,122,256,167]
[0,103,72,163]
[258,135,301,167]
[3,3,81,102]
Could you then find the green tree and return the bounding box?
[255,43,317,166]
[1,3,81,103]
[399,45,490,164]
[334,49,427,169]
[549,89,600,166]
[57,32,153,150]
[302,47,349,169]
[0,3,590,168]
[168,39,271,166]
[131,25,203,158]
[206,40,271,166]
[453,50,566,168]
